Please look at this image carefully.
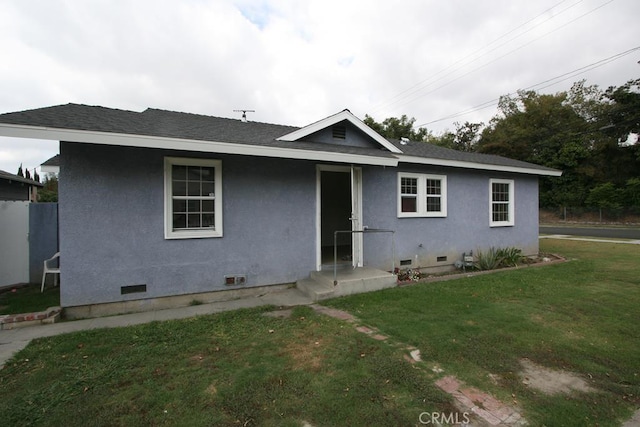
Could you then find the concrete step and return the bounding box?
[300,267,397,301]
[296,277,335,302]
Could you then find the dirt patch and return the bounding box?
[263,309,294,318]
[519,358,595,395]
[281,334,328,371]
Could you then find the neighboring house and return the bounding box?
[0,104,561,317]
[40,154,60,175]
[0,169,43,201]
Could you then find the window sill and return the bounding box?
[490,223,514,228]
[164,230,223,239]
[398,213,447,218]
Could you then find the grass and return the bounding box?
[0,284,60,315]
[0,306,453,426]
[325,239,640,426]
[1,240,638,426]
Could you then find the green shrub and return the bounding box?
[496,247,523,267]
[474,247,502,270]
[474,246,523,270]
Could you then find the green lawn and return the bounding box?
[325,239,640,426]
[0,306,452,426]
[1,240,638,426]
[0,284,60,315]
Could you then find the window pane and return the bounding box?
[173,214,187,229]
[187,166,202,180]
[173,199,187,213]
[426,196,441,212]
[492,203,509,222]
[187,200,200,212]
[202,200,214,212]
[401,196,417,213]
[172,180,187,196]
[172,165,187,180]
[202,182,214,196]
[201,167,215,182]
[188,214,201,228]
[492,183,509,202]
[426,179,441,195]
[187,181,201,196]
[401,177,417,195]
[202,213,215,227]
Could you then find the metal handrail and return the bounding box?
[333,228,395,286]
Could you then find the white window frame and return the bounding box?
[397,173,447,218]
[489,178,514,227]
[164,157,223,239]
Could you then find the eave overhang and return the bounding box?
[0,123,399,167]
[396,154,562,177]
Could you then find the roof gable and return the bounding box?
[276,109,403,154]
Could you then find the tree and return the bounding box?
[38,174,58,202]
[477,89,596,206]
[428,121,483,152]
[17,163,24,177]
[363,114,431,141]
[601,78,640,146]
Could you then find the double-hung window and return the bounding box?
[164,157,223,239]
[490,178,514,227]
[398,173,447,217]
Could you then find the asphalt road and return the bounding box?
[540,226,640,240]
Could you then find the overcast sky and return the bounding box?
[1,0,638,176]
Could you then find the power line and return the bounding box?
[370,0,584,114]
[415,46,640,128]
[394,0,615,114]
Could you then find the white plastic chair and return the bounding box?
[41,252,60,292]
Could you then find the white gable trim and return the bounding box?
[396,154,562,177]
[276,110,403,154]
[0,123,398,167]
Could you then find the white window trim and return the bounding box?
[164,157,223,239]
[397,173,447,218]
[489,178,514,227]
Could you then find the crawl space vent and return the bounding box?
[400,259,412,266]
[225,275,247,286]
[121,284,147,295]
[437,256,448,262]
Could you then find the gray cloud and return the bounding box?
[1,0,638,174]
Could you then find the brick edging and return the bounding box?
[0,306,61,330]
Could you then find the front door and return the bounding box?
[316,165,363,270]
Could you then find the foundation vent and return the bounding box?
[225,275,247,286]
[437,256,447,262]
[400,259,412,266]
[121,284,147,295]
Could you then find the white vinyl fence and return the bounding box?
[0,201,30,287]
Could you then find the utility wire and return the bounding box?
[370,0,583,114]
[416,46,640,128]
[397,0,616,115]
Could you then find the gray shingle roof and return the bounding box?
[0,104,396,159]
[387,139,559,172]
[41,154,60,167]
[0,170,43,186]
[0,103,558,173]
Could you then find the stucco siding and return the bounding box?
[59,142,541,308]
[59,143,316,307]
[361,165,539,270]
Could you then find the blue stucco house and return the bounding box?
[0,104,560,317]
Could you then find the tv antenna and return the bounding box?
[233,109,255,122]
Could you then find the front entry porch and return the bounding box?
[296,267,397,302]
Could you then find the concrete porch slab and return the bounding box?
[298,267,397,301]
